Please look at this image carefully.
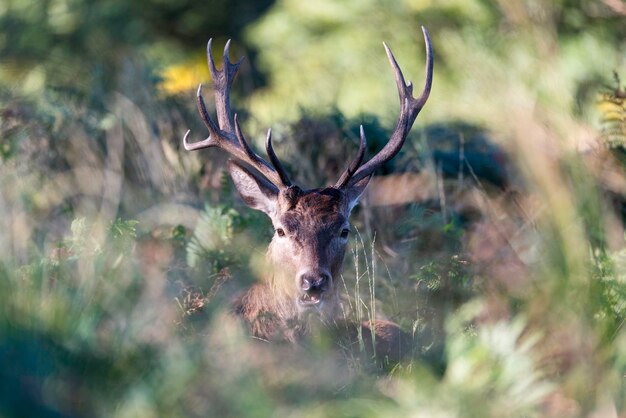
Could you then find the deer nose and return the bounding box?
[299,271,330,292]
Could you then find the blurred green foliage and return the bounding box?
[0,0,273,94]
[244,0,625,132]
[186,205,238,269]
[0,0,625,417]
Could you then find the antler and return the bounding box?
[335,26,434,189]
[183,39,292,188]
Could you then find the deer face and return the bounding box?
[228,161,370,312]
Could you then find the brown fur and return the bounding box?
[233,284,304,343]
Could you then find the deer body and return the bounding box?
[184,29,433,364]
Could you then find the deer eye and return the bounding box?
[276,228,286,237]
[340,228,350,239]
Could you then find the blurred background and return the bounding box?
[1,0,625,416]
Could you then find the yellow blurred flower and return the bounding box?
[158,57,209,96]
[598,91,626,148]
[598,96,624,121]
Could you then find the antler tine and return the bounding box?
[183,84,219,151]
[208,38,245,132]
[196,84,219,133]
[232,114,288,186]
[206,39,218,79]
[233,113,261,161]
[339,27,434,188]
[334,125,367,188]
[183,39,291,189]
[416,26,434,108]
[265,129,292,187]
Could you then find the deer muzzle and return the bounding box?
[297,270,331,308]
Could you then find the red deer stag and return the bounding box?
[184,28,433,363]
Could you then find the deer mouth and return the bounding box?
[298,289,324,308]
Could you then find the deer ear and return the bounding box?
[227,160,279,215]
[344,175,371,211]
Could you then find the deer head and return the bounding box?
[184,28,433,315]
